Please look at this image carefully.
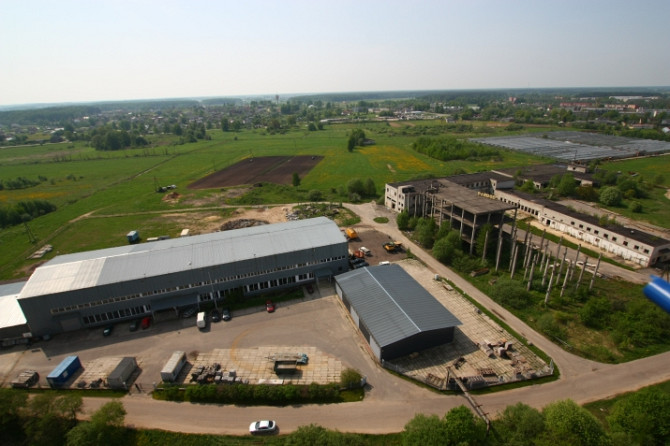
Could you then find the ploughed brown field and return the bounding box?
[187,155,323,189]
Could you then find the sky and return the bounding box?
[1,0,669,106]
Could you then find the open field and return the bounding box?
[0,125,548,280]
[597,154,670,228]
[188,155,324,188]
[0,122,658,281]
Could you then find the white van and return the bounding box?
[196,311,206,329]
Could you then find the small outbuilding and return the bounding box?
[126,230,139,244]
[47,355,82,388]
[107,357,138,389]
[334,264,461,362]
[161,351,187,382]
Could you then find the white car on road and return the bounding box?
[249,420,277,435]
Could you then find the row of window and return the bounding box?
[570,221,649,254]
[81,305,151,326]
[51,265,326,316]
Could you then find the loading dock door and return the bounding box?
[370,337,381,361]
[59,315,81,332]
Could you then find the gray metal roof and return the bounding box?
[0,282,27,328]
[471,132,670,162]
[20,217,345,299]
[335,264,461,348]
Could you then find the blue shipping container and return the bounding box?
[47,355,81,388]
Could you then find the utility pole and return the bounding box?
[527,252,537,291]
[589,253,603,291]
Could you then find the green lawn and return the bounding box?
[0,124,571,280]
[597,156,670,228]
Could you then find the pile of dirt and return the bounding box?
[162,192,180,202]
[220,219,269,231]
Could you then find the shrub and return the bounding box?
[308,189,323,201]
[492,281,532,310]
[340,368,362,389]
[629,201,642,213]
[599,186,622,206]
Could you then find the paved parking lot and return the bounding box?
[1,257,548,394]
[186,346,342,385]
[0,286,362,391]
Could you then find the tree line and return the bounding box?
[0,200,57,229]
[412,136,500,161]
[0,176,44,191]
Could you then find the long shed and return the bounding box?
[47,355,82,388]
[161,351,186,382]
[17,217,349,336]
[107,357,138,389]
[334,264,461,362]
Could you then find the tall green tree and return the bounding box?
[402,413,448,446]
[24,393,82,446]
[541,399,608,446]
[493,402,545,446]
[66,400,127,446]
[600,186,623,206]
[443,405,487,445]
[415,217,437,248]
[347,129,366,152]
[557,173,576,196]
[397,210,410,230]
[607,387,670,445]
[0,388,28,443]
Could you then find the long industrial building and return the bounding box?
[495,189,670,267]
[335,264,461,362]
[14,217,348,337]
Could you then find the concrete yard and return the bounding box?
[388,260,550,389]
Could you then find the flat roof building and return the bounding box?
[17,217,348,336]
[495,189,670,266]
[385,177,516,254]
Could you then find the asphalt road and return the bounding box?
[71,202,670,435]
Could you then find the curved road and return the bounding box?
[79,202,670,435]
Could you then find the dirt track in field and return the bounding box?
[187,156,323,189]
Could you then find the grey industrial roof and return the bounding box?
[471,132,670,162]
[433,180,515,214]
[446,171,513,185]
[19,217,345,299]
[387,178,514,214]
[0,282,27,328]
[335,264,461,348]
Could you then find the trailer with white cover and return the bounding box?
[161,351,187,382]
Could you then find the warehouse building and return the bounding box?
[334,264,461,362]
[16,217,348,337]
[0,282,30,343]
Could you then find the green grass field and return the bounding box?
[0,122,636,280]
[597,155,670,228]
